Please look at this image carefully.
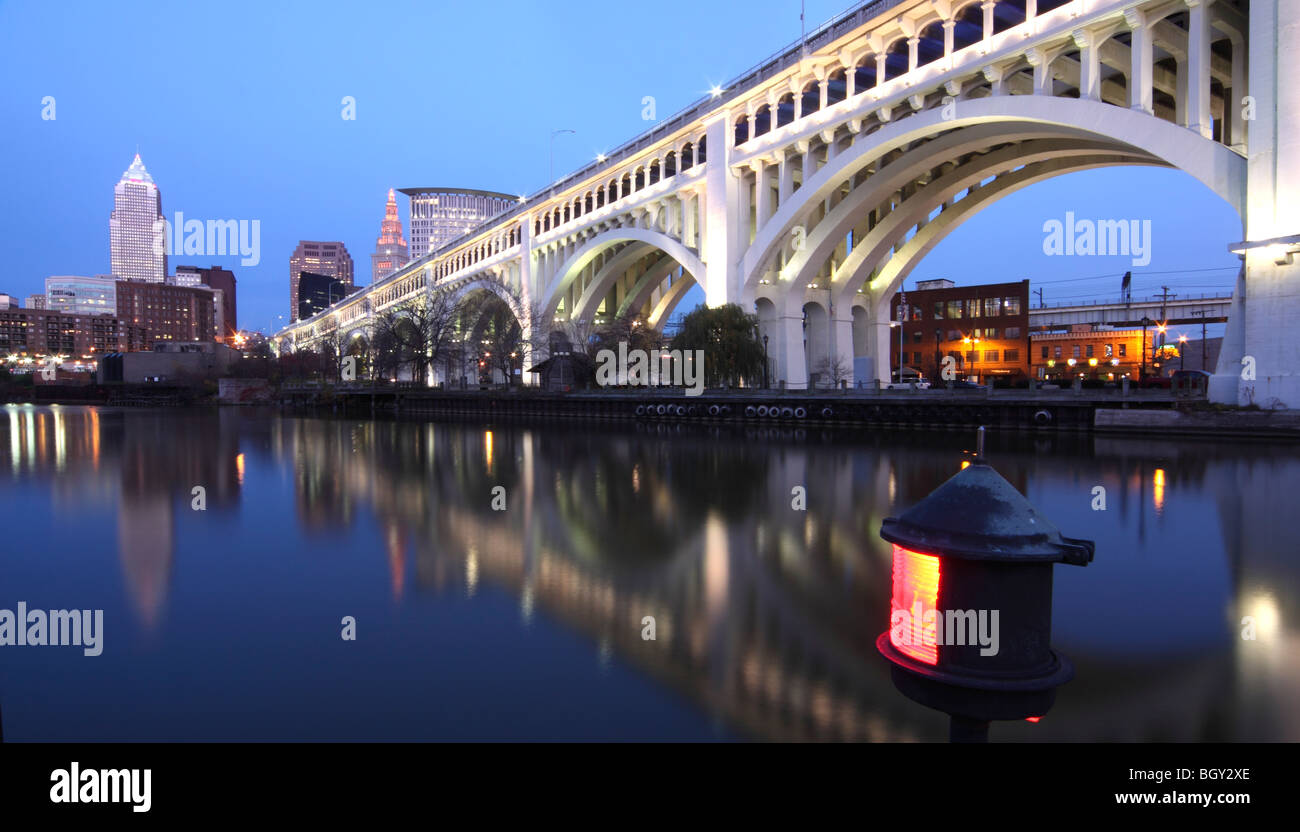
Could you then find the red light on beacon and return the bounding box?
[1025,716,1042,723]
[890,545,941,665]
[875,427,1094,742]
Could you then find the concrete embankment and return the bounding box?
[274,386,1300,438]
[1094,407,1300,439]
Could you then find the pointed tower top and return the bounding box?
[376,188,407,247]
[121,153,155,185]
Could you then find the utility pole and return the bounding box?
[1034,287,1044,308]
[1193,309,1208,370]
[1140,317,1149,382]
[1158,286,1174,344]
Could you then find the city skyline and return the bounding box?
[1,0,1243,336]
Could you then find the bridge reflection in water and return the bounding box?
[1,404,1296,741]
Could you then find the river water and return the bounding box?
[0,404,1295,741]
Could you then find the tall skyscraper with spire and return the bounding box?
[110,154,167,283]
[371,188,409,282]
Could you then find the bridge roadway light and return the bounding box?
[1229,233,1300,265]
[877,428,1095,742]
[710,85,724,98]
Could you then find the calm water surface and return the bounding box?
[0,404,1296,741]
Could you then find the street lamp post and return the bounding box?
[762,333,769,389]
[963,335,980,383]
[1155,322,1167,378]
[896,292,906,384]
[1178,334,1188,371]
[550,129,576,185]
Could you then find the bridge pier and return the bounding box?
[1210,0,1300,409]
[771,314,809,390]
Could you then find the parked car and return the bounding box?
[889,380,931,390]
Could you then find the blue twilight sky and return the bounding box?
[0,0,1243,336]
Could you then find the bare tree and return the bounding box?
[369,292,460,385]
[316,326,354,381]
[370,310,403,381]
[553,317,601,359]
[814,355,853,389]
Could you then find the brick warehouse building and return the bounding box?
[889,279,1031,384]
[115,280,215,348]
[1032,325,1154,382]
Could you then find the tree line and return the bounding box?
[277,288,771,390]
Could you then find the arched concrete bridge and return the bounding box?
[277,0,1298,406]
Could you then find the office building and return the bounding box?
[46,275,118,316]
[370,188,409,282]
[115,280,215,348]
[297,271,355,321]
[0,308,148,357]
[174,265,238,341]
[289,241,353,322]
[399,188,514,258]
[110,154,167,283]
[26,295,47,310]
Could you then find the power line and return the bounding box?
[1021,266,1239,287]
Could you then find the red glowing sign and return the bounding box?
[890,544,941,665]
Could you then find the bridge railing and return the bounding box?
[398,0,906,272]
[1031,292,1233,310]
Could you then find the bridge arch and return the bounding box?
[741,94,1246,304]
[814,153,1167,387]
[543,227,705,324]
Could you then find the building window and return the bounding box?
[1054,346,1062,359]
[1086,344,1094,358]
[1004,349,1019,362]
[1005,327,1021,339]
[966,350,977,363]
[1104,343,1113,357]
[985,327,1000,339]
[1041,345,1049,359]
[984,298,1000,317]
[913,352,923,364]
[984,350,999,362]
[965,299,979,318]
[1004,297,1021,315]
[947,300,963,319]
[933,302,944,319]
[1072,345,1081,358]
[912,331,923,343]
[1119,343,1127,357]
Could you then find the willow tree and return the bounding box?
[669,303,764,388]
